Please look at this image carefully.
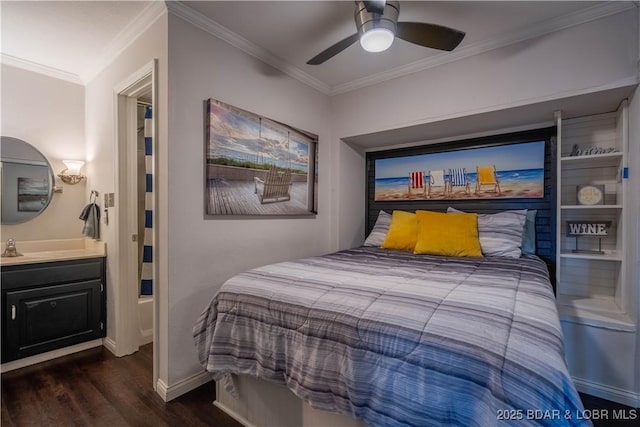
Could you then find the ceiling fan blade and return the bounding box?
[396,22,465,51]
[306,33,360,65]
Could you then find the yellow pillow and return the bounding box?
[414,210,483,257]
[381,210,418,251]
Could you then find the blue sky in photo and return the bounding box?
[207,100,310,169]
[375,141,545,179]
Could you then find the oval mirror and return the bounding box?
[1,136,55,224]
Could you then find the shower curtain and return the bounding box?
[140,106,153,296]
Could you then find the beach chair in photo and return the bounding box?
[254,167,292,204]
[427,170,448,198]
[448,167,471,195]
[475,165,501,195]
[408,171,426,196]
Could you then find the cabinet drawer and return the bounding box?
[3,280,103,362]
[1,258,103,291]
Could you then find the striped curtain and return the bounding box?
[140,106,153,296]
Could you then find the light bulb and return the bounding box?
[62,159,85,175]
[360,28,394,53]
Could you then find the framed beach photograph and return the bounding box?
[205,99,318,217]
[374,140,545,201]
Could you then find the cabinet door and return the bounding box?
[3,280,103,362]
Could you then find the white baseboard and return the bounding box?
[138,331,153,346]
[214,400,258,427]
[156,370,212,402]
[0,339,104,373]
[573,376,640,408]
[103,337,117,355]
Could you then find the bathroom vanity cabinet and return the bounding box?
[1,257,106,363]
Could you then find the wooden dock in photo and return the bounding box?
[207,179,311,216]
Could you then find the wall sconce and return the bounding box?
[58,160,86,185]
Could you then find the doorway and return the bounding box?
[114,60,158,391]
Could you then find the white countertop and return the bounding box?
[0,239,106,266]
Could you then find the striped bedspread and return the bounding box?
[194,247,589,427]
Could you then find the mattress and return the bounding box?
[194,246,589,426]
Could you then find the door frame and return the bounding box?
[113,59,158,389]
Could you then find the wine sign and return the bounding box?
[567,221,611,255]
[566,221,610,237]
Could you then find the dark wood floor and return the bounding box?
[1,344,241,427]
[2,344,637,426]
[578,393,638,427]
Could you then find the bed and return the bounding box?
[193,244,588,426]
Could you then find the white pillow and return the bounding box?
[364,210,391,246]
[447,207,527,258]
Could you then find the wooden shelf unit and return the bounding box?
[555,101,633,330]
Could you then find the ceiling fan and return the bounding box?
[307,1,465,65]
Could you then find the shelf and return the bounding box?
[556,104,633,335]
[560,152,623,169]
[559,251,622,261]
[557,294,635,332]
[560,204,622,210]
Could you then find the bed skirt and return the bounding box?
[215,374,365,427]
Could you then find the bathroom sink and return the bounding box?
[0,239,105,266]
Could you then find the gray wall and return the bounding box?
[0,65,86,240]
[85,14,168,374]
[166,12,333,383]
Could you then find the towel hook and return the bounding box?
[90,190,99,203]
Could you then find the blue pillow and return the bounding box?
[364,210,391,246]
[522,210,537,255]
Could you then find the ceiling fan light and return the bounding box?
[360,28,394,53]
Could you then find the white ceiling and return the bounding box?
[183,1,600,90]
[0,1,632,94]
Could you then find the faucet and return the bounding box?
[2,238,23,257]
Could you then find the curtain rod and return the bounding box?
[137,100,152,106]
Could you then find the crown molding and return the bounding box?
[81,1,167,84]
[0,53,83,85]
[166,0,331,95]
[330,1,636,95]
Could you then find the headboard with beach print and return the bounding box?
[365,127,557,282]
